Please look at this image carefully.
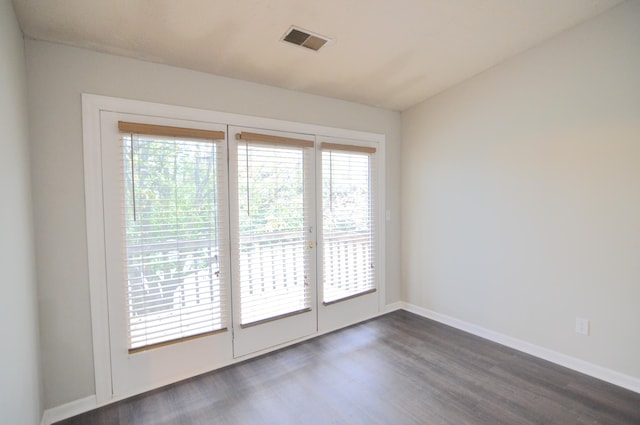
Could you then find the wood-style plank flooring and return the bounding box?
[57,310,640,424]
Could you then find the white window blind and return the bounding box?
[120,123,228,352]
[233,133,313,327]
[321,143,376,304]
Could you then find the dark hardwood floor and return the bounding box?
[57,310,640,425]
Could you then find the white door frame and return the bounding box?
[82,94,386,403]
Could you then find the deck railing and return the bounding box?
[126,230,371,319]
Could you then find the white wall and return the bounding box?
[25,39,401,409]
[0,1,42,424]
[402,0,640,380]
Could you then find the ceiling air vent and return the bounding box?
[282,26,331,52]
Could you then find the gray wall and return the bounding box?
[0,1,42,423]
[25,39,401,409]
[402,1,640,379]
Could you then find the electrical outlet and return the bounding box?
[575,317,590,336]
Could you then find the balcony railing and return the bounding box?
[126,230,372,341]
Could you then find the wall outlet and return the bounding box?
[575,317,590,336]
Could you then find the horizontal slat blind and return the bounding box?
[121,129,228,352]
[234,136,313,326]
[321,146,376,304]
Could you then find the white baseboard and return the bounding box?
[41,395,97,425]
[400,302,640,394]
[384,301,403,312]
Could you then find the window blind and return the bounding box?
[120,124,228,353]
[233,134,313,327]
[321,144,376,304]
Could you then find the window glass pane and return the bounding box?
[236,143,311,325]
[122,134,226,350]
[322,150,375,303]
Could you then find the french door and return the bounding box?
[317,137,379,331]
[95,109,380,399]
[228,127,317,357]
[100,112,233,398]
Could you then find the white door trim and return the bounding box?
[82,93,385,403]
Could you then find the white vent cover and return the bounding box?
[282,26,332,51]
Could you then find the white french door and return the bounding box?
[89,99,382,400]
[100,112,233,398]
[228,127,317,357]
[317,137,379,330]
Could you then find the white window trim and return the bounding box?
[82,93,386,404]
